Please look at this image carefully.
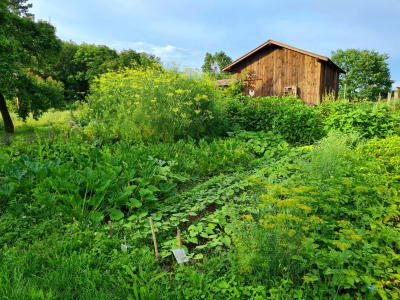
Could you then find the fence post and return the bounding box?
[388,92,392,106]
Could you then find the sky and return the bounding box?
[29,0,400,89]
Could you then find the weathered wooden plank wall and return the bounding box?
[230,45,340,105]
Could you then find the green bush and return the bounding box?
[224,95,325,145]
[322,101,400,139]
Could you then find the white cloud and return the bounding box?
[109,41,191,59]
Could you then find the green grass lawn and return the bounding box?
[0,110,73,138]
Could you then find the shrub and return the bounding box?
[322,101,400,139]
[224,95,325,145]
[80,64,226,142]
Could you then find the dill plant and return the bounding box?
[81,64,225,142]
[304,131,363,180]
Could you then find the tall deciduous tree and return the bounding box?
[202,51,232,79]
[7,0,32,18]
[0,0,62,133]
[331,49,394,101]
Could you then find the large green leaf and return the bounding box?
[91,211,104,223]
[0,184,14,197]
[4,164,27,181]
[109,209,124,220]
[129,198,142,208]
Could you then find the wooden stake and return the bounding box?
[388,92,392,106]
[149,217,159,259]
[177,227,182,266]
[177,228,182,249]
[124,235,127,246]
[379,92,381,103]
[47,120,51,139]
[108,221,113,237]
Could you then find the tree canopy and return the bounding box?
[38,42,162,102]
[201,51,232,79]
[331,49,394,101]
[0,0,64,133]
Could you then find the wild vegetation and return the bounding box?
[1,1,400,299]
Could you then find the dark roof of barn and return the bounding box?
[222,40,346,74]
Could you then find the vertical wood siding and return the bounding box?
[230,45,340,105]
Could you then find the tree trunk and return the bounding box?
[0,92,14,133]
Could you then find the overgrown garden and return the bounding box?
[1,1,400,299]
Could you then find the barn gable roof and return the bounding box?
[222,40,346,74]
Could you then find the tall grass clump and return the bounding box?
[80,64,226,142]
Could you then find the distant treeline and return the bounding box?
[31,41,161,103]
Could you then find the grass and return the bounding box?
[0,110,73,138]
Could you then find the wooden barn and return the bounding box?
[220,40,346,105]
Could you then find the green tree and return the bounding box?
[201,51,232,79]
[7,0,32,18]
[331,49,394,101]
[0,0,63,133]
[38,43,162,102]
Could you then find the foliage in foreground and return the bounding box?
[233,132,400,299]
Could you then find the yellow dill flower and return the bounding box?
[175,89,184,94]
[243,215,254,221]
[337,220,352,227]
[341,179,353,185]
[134,94,140,98]
[134,101,139,105]
[277,198,298,208]
[167,93,174,97]
[296,203,312,212]
[309,215,323,224]
[146,115,150,118]
[209,116,214,119]
[332,241,349,249]
[291,186,310,194]
[187,119,193,123]
[181,113,186,118]
[172,108,179,112]
[151,99,157,102]
[194,110,201,114]
[185,101,193,106]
